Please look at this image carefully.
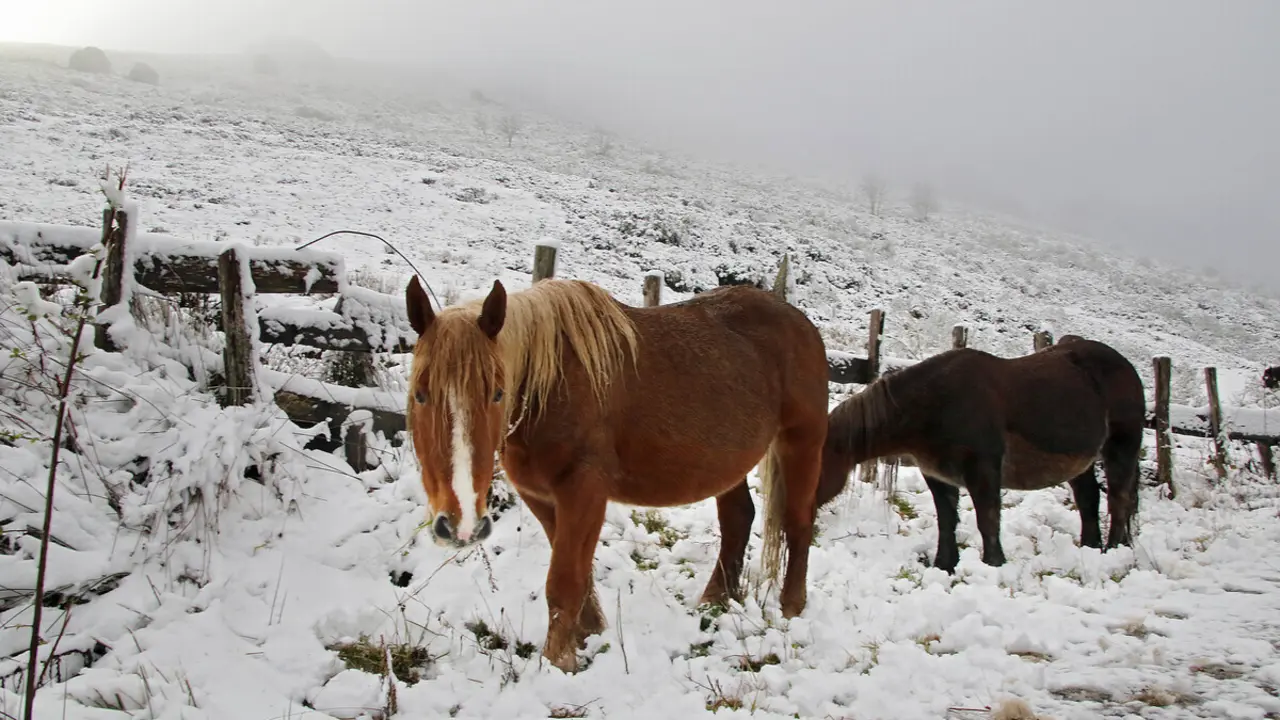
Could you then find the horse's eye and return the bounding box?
[492,388,504,403]
[414,391,426,404]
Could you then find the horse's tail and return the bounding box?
[759,436,788,583]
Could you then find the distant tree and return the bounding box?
[910,182,937,221]
[497,112,523,147]
[127,62,159,86]
[69,46,111,74]
[593,125,614,157]
[861,173,887,216]
[473,110,490,138]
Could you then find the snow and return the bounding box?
[0,46,1279,720]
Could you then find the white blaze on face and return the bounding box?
[447,389,478,541]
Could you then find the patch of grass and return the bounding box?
[706,696,744,713]
[632,509,682,548]
[515,640,538,659]
[735,652,782,672]
[889,493,917,520]
[861,640,882,672]
[464,619,509,651]
[688,639,715,658]
[892,566,922,588]
[1011,650,1053,663]
[1130,685,1200,707]
[915,633,941,653]
[631,549,659,571]
[329,636,432,685]
[698,602,727,631]
[549,705,590,718]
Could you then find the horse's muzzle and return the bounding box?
[431,513,493,547]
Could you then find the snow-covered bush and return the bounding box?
[68,46,111,74]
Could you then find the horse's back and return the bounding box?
[1036,339,1145,424]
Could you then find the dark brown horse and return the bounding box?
[404,276,829,672]
[816,336,1145,572]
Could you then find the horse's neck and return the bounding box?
[834,382,905,465]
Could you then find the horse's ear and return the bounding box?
[406,275,435,336]
[477,280,507,339]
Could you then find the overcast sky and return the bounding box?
[8,1,1280,288]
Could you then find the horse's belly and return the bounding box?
[611,443,768,507]
[1002,434,1099,491]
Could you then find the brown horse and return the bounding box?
[403,276,829,672]
[816,336,1145,573]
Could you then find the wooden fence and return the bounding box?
[3,209,1277,487]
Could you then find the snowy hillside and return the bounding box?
[3,46,1280,720]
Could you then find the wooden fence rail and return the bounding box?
[3,215,1277,488]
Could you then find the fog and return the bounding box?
[10,1,1280,288]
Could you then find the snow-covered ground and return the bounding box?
[2,46,1280,720]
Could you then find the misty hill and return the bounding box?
[2,43,1275,405]
[5,43,1280,720]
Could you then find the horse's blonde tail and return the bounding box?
[759,437,788,583]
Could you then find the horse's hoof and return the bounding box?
[543,645,580,673]
[780,594,806,619]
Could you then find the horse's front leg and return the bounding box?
[541,477,608,673]
[964,457,1006,567]
[699,478,753,607]
[521,492,606,636]
[924,477,961,573]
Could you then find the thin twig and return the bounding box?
[616,589,630,675]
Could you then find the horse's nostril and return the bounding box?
[475,515,493,541]
[432,513,454,540]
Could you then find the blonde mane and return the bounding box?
[407,279,638,434]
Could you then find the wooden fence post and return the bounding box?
[771,253,790,301]
[1153,356,1175,497]
[1258,442,1276,481]
[219,248,255,407]
[94,206,129,351]
[1033,330,1054,352]
[643,272,663,307]
[866,309,885,380]
[1204,367,1229,480]
[952,325,969,350]
[533,241,558,283]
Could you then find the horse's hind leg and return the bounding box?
[699,478,753,607]
[541,478,609,673]
[1068,465,1103,549]
[522,493,605,636]
[925,477,961,573]
[776,432,824,619]
[1102,432,1141,549]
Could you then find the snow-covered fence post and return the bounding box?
[218,248,255,406]
[1033,330,1054,352]
[1153,356,1175,497]
[866,309,885,381]
[771,253,790,301]
[952,325,969,349]
[1203,367,1229,480]
[643,271,663,307]
[93,204,131,351]
[343,409,374,473]
[532,239,558,283]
